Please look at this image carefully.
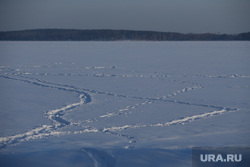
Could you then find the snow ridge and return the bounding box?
[101,108,236,132]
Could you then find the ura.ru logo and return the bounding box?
[200,154,242,162]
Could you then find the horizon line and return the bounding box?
[1,28,249,35]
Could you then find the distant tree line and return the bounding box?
[0,29,249,41]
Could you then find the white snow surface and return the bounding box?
[0,41,249,166]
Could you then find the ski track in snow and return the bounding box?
[0,65,241,149]
[81,148,116,167]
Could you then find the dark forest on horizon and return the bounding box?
[0,29,249,41]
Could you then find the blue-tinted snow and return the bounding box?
[0,41,249,166]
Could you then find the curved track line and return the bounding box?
[0,93,89,149]
[0,74,92,148]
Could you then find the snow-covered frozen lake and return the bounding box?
[0,41,250,166]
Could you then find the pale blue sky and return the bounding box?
[0,0,250,33]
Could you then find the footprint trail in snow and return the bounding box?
[0,64,243,149]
